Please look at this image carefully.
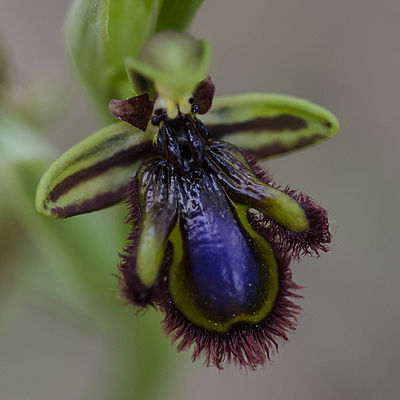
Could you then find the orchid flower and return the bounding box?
[36,32,338,369]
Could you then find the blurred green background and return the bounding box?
[1,1,399,399]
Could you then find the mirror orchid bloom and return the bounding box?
[36,32,338,369]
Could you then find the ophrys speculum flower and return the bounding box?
[36,32,338,369]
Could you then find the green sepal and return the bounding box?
[201,93,339,159]
[136,221,168,287]
[125,31,211,100]
[36,122,154,218]
[65,0,160,117]
[135,158,178,287]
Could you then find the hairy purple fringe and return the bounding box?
[246,153,332,258]
[160,246,301,370]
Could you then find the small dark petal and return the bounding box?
[247,154,332,258]
[160,247,301,370]
[192,75,215,114]
[109,93,154,131]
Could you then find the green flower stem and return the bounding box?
[11,164,175,400]
[1,111,176,400]
[156,0,204,32]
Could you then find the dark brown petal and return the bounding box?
[109,93,154,131]
[192,75,215,114]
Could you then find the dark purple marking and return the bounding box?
[51,185,128,218]
[192,75,215,114]
[49,141,153,203]
[208,115,307,139]
[250,134,326,158]
[109,93,154,131]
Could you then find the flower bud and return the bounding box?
[126,31,211,105]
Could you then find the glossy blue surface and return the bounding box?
[179,174,261,320]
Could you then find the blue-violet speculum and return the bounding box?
[36,32,338,369]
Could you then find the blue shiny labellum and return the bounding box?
[178,174,262,322]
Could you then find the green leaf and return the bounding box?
[201,93,339,159]
[65,0,161,117]
[156,0,204,32]
[36,122,155,218]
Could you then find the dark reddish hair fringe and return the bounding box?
[246,153,332,258]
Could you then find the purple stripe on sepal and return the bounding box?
[208,114,307,139]
[250,133,326,158]
[49,141,153,202]
[49,186,128,218]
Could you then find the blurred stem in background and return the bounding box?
[1,0,204,398]
[0,73,175,400]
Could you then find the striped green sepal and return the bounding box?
[201,93,339,159]
[36,122,154,218]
